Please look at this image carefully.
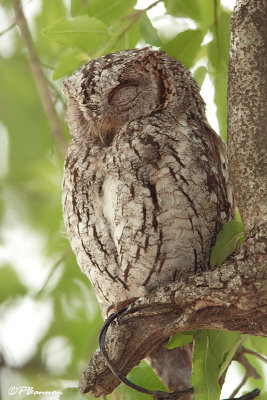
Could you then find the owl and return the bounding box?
[62,47,233,318]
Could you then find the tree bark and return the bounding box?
[79,0,267,396]
[227,0,267,234]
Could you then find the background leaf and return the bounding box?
[118,361,167,400]
[161,29,204,68]
[42,16,109,52]
[210,220,244,267]
[167,331,196,349]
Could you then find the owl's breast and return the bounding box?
[63,116,231,313]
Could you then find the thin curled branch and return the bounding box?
[11,0,67,154]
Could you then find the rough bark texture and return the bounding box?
[227,0,267,234]
[79,0,267,396]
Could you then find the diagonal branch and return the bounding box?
[79,225,266,397]
[11,0,67,155]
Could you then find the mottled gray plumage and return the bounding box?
[62,48,233,317]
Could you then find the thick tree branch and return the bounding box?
[11,0,67,154]
[79,227,266,396]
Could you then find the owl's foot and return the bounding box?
[106,297,139,317]
[98,308,194,400]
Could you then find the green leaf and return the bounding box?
[118,362,166,400]
[250,336,267,357]
[42,16,109,52]
[140,13,161,47]
[35,0,67,61]
[105,18,141,54]
[60,387,85,400]
[167,331,195,349]
[53,48,88,80]
[191,330,221,400]
[0,266,27,302]
[73,0,136,25]
[193,65,207,88]
[196,0,214,29]
[210,220,244,267]
[243,336,267,357]
[161,30,204,68]
[192,330,242,400]
[164,0,201,22]
[208,10,231,70]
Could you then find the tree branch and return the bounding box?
[11,0,67,155]
[79,226,266,397]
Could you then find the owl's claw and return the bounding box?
[98,308,194,400]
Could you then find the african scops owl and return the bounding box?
[62,48,233,317]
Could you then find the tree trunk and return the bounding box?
[227,0,267,234]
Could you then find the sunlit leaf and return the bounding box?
[167,331,196,349]
[164,0,201,22]
[191,330,221,400]
[258,392,267,400]
[60,387,85,400]
[249,336,267,357]
[35,0,67,60]
[140,13,161,47]
[105,18,141,54]
[196,0,214,29]
[210,220,244,267]
[193,65,207,88]
[73,0,136,25]
[118,362,166,400]
[42,16,109,52]
[0,265,27,302]
[192,330,242,400]
[53,48,87,79]
[161,30,204,68]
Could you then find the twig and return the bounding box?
[243,348,267,364]
[122,0,162,19]
[95,0,162,58]
[0,22,16,36]
[230,374,249,399]
[37,248,72,295]
[230,351,261,398]
[11,0,67,155]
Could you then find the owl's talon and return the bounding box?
[98,308,194,400]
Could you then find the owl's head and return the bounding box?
[63,48,204,145]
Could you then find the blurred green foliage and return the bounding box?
[0,1,266,400]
